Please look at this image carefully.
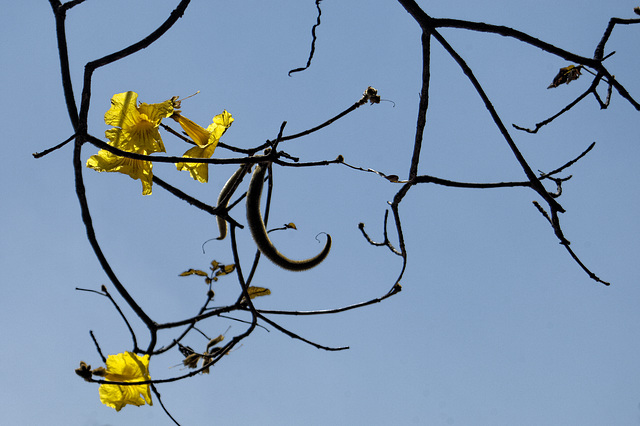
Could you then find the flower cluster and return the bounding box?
[86,91,233,194]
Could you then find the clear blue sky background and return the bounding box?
[2,1,640,425]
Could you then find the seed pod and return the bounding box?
[216,165,249,240]
[246,163,331,271]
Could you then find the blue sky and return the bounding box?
[2,1,640,425]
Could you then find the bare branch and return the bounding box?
[409,30,431,180]
[594,17,640,60]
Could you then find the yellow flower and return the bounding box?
[99,352,153,412]
[104,91,175,153]
[173,111,234,183]
[87,91,176,195]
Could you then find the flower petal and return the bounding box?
[207,110,234,141]
[104,92,141,129]
[174,114,212,148]
[87,150,154,195]
[176,143,218,183]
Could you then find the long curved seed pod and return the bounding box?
[246,163,331,271]
[216,165,249,240]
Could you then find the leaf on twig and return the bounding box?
[179,269,209,277]
[206,335,225,351]
[215,264,235,277]
[247,286,271,299]
[547,65,583,89]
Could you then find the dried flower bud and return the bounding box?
[92,366,107,377]
[75,361,93,381]
[171,96,182,109]
[364,86,381,104]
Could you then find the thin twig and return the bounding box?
[89,330,106,363]
[358,210,403,256]
[152,175,244,230]
[276,88,381,143]
[153,293,215,356]
[288,0,323,76]
[409,30,431,180]
[251,283,402,316]
[150,384,181,426]
[513,82,594,133]
[539,142,596,179]
[101,285,140,352]
[256,312,349,351]
[33,133,76,158]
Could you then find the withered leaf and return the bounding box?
[206,335,225,351]
[247,286,271,299]
[215,264,235,277]
[179,269,209,277]
[548,65,582,89]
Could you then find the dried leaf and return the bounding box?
[285,223,297,230]
[548,65,582,89]
[206,335,224,351]
[178,344,194,357]
[179,269,209,277]
[183,353,200,369]
[215,264,235,277]
[247,286,271,299]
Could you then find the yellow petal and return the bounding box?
[176,143,218,183]
[87,150,154,195]
[137,99,175,123]
[175,114,212,148]
[207,110,234,141]
[104,92,171,153]
[104,92,140,129]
